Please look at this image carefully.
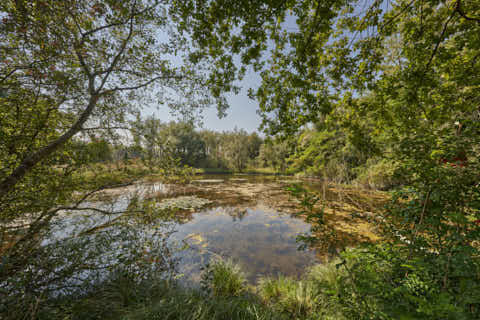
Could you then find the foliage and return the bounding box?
[258,277,322,319]
[16,258,279,320]
[2,0,480,318]
[198,128,263,172]
[17,257,350,320]
[289,120,380,181]
[1,200,177,319]
[286,183,341,254]
[220,128,253,172]
[201,259,247,298]
[257,262,348,320]
[0,0,295,306]
[72,138,114,163]
[35,273,173,320]
[332,245,480,320]
[1,0,290,312]
[354,158,403,190]
[287,167,480,319]
[8,256,346,320]
[1,0,250,198]
[252,1,480,318]
[130,117,263,172]
[257,137,293,173]
[5,245,478,319]
[123,289,278,320]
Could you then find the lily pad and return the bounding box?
[156,196,213,210]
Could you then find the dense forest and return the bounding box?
[1,0,479,319]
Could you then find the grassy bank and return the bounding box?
[20,248,479,320]
[76,162,285,183]
[28,259,346,320]
[195,167,284,175]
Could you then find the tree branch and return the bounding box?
[380,0,417,32]
[424,9,456,73]
[96,1,138,92]
[81,126,130,131]
[0,92,99,199]
[0,2,148,198]
[56,206,133,215]
[68,182,134,209]
[99,75,182,95]
[81,2,160,42]
[455,0,480,24]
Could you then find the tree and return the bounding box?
[246,132,263,160]
[250,0,480,317]
[0,0,289,198]
[0,0,292,230]
[159,121,206,167]
[257,137,292,173]
[130,115,166,169]
[0,0,291,312]
[222,128,250,172]
[199,129,226,168]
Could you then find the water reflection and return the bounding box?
[172,206,317,284]
[30,174,382,289]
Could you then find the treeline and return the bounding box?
[131,118,263,172]
[76,118,264,173]
[75,116,402,189]
[267,120,403,189]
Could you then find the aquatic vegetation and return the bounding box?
[122,286,279,320]
[2,175,388,319]
[155,196,213,211]
[192,179,225,184]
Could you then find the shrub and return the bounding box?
[354,158,402,190]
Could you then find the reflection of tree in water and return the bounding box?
[223,207,248,221]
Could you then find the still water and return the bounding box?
[154,174,320,283]
[172,205,317,283]
[46,174,380,286]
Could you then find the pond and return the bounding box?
[46,174,384,286]
[172,206,317,284]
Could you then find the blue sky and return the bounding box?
[143,14,300,134]
[145,66,263,133]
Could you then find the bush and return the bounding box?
[354,158,402,190]
[331,245,480,320]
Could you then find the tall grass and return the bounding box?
[123,289,279,320]
[121,259,346,320]
[201,259,247,297]
[257,262,346,320]
[13,259,349,320]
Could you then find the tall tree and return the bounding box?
[250,1,480,317]
[0,0,290,305]
[0,0,289,198]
